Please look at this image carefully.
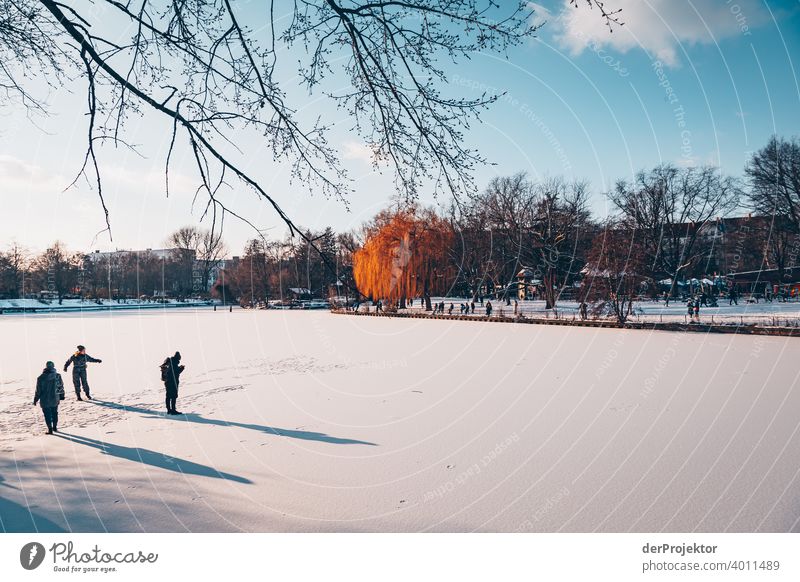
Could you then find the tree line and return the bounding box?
[3,137,798,313]
[347,136,800,318]
[0,226,226,302]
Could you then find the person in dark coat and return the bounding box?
[729,287,738,306]
[64,345,102,400]
[161,352,185,415]
[33,361,65,434]
[485,300,493,317]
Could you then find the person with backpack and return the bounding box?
[64,344,102,400]
[33,361,65,435]
[160,352,185,415]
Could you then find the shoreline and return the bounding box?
[331,308,799,337]
[0,301,215,315]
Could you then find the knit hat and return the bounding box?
[45,361,55,369]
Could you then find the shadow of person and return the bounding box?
[56,433,252,484]
[0,473,18,490]
[92,400,378,446]
[0,494,67,532]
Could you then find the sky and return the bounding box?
[1,0,799,255]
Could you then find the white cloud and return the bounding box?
[341,140,376,164]
[101,163,195,194]
[552,0,769,67]
[0,154,66,192]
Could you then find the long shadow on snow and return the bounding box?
[0,495,67,533]
[55,433,252,484]
[92,400,377,446]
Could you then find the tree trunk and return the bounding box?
[422,275,433,311]
[544,271,556,309]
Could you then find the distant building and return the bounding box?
[287,287,312,300]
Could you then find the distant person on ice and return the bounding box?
[64,344,102,401]
[33,361,65,435]
[161,351,185,415]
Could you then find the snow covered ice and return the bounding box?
[1,308,798,532]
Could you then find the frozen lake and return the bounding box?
[1,309,798,532]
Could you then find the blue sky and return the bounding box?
[1,0,799,254]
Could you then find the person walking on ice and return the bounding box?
[64,345,102,400]
[161,351,185,415]
[33,361,65,434]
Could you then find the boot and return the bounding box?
[46,428,53,435]
[85,393,92,400]
[76,394,83,401]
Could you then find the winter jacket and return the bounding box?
[64,352,101,372]
[161,357,185,389]
[34,369,65,408]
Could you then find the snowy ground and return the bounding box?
[396,297,800,326]
[1,308,798,532]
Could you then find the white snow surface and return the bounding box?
[0,308,798,532]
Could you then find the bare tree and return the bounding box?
[468,173,535,302]
[31,242,81,303]
[531,177,593,310]
[167,226,203,295]
[746,136,800,228]
[0,242,29,298]
[463,174,593,309]
[198,229,227,293]
[610,165,740,297]
[582,222,646,324]
[166,225,226,294]
[745,136,800,281]
[2,0,618,260]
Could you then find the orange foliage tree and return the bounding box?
[354,207,453,310]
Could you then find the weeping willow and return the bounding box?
[354,208,453,303]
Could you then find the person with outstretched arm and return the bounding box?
[64,344,102,401]
[33,361,65,435]
[161,351,185,415]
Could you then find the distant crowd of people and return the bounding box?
[32,344,185,435]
